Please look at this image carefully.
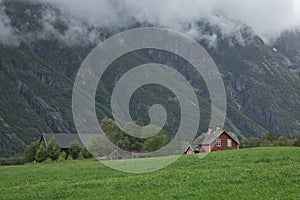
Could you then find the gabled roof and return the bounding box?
[184,144,204,153]
[193,130,240,146]
[107,150,121,158]
[42,133,84,149]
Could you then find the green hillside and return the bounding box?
[1,0,300,157]
[1,147,300,199]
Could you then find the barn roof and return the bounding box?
[41,133,91,149]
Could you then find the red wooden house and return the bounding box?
[184,127,240,154]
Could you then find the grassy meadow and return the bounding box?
[1,147,300,199]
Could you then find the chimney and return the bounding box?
[216,124,221,132]
[208,127,213,135]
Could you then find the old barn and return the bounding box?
[39,133,91,152]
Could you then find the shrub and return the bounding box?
[35,145,47,162]
[67,155,74,161]
[69,140,81,160]
[294,137,300,147]
[24,140,39,162]
[43,158,53,164]
[241,137,260,148]
[80,147,93,159]
[0,156,27,165]
[47,137,60,161]
[143,131,169,152]
[58,151,67,162]
[276,136,287,146]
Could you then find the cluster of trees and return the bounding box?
[24,118,170,163]
[25,138,92,163]
[241,133,300,148]
[100,118,170,153]
[0,156,27,166]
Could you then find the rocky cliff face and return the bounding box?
[0,1,300,156]
[273,29,300,75]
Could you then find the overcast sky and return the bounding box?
[1,0,300,45]
[45,0,300,38]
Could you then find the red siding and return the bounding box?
[185,146,195,154]
[211,132,238,151]
[202,145,210,152]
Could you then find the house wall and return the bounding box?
[211,132,238,151]
[202,145,210,152]
[185,146,195,154]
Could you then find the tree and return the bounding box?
[260,134,273,147]
[80,147,93,159]
[47,137,60,161]
[294,137,300,147]
[266,133,277,142]
[135,118,144,126]
[241,137,260,148]
[123,121,146,151]
[87,136,114,157]
[276,136,287,146]
[58,151,67,161]
[101,118,145,152]
[35,145,47,162]
[143,130,169,152]
[100,118,169,152]
[69,140,81,159]
[24,140,39,162]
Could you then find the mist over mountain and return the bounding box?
[1,0,300,45]
[273,29,300,73]
[0,0,300,157]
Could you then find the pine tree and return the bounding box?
[24,140,39,162]
[35,145,47,162]
[47,137,60,161]
[69,140,81,159]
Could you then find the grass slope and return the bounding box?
[1,147,300,199]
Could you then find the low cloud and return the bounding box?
[1,0,300,45]
[0,1,19,46]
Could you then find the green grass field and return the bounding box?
[1,147,300,199]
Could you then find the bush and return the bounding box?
[275,136,289,146]
[47,137,60,161]
[24,140,39,162]
[58,151,67,162]
[69,140,81,160]
[67,155,74,161]
[294,137,300,147]
[143,130,169,152]
[0,156,27,165]
[241,134,297,148]
[35,145,47,162]
[80,147,93,159]
[241,137,260,148]
[43,158,53,164]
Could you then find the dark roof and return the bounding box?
[185,144,200,152]
[42,133,85,149]
[193,130,240,146]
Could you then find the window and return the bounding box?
[216,139,221,147]
[227,139,232,147]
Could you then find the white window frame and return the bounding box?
[227,139,232,147]
[216,139,221,147]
